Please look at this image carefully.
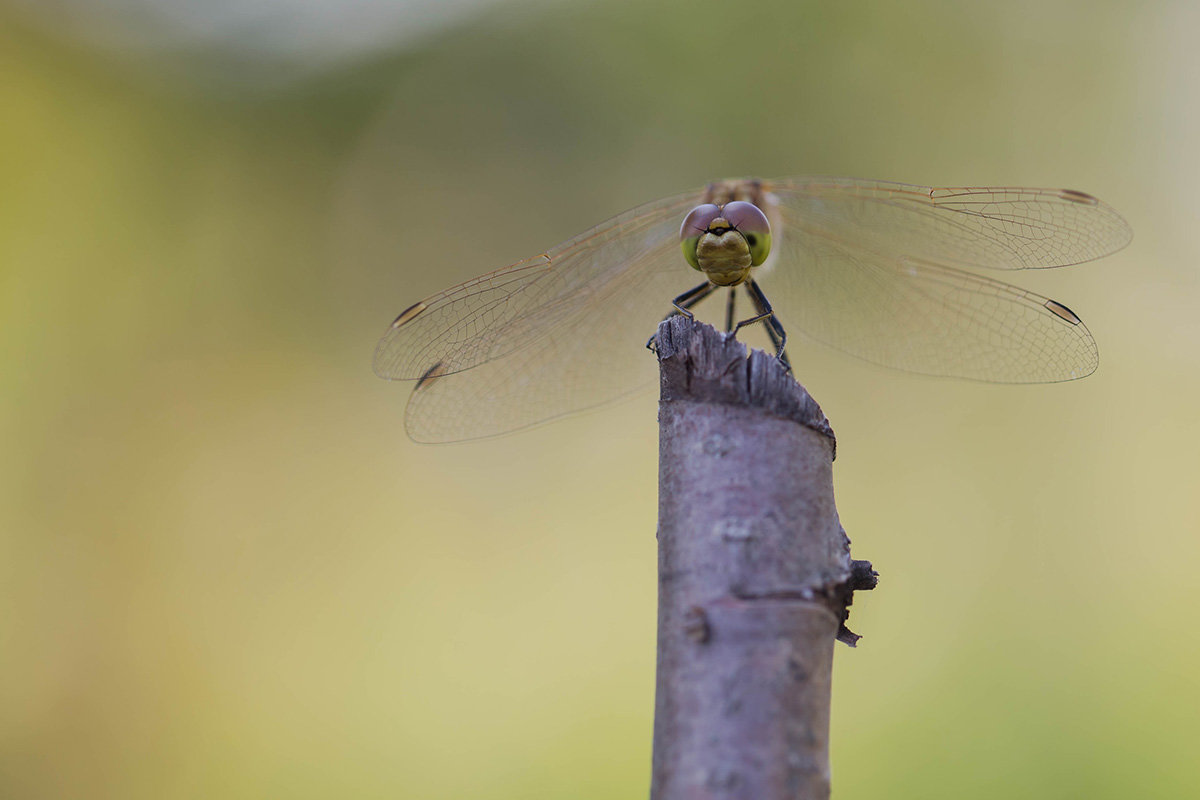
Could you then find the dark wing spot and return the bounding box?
[415,361,448,390]
[1058,189,1099,206]
[392,301,428,328]
[1044,299,1082,325]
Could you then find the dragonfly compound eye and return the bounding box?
[722,201,772,266]
[679,204,722,270]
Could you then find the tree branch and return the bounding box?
[650,315,874,800]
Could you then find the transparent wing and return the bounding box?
[770,178,1131,270]
[376,177,1130,440]
[373,191,698,382]
[373,190,701,441]
[403,256,700,442]
[761,192,1103,383]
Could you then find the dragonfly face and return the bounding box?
[374,177,1132,442]
[680,200,773,286]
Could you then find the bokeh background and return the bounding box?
[2,0,1197,797]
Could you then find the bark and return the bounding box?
[650,315,874,800]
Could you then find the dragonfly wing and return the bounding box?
[770,178,1131,270]
[373,190,698,381]
[760,198,1100,382]
[403,238,708,442]
[373,190,702,441]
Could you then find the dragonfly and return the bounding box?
[374,177,1131,442]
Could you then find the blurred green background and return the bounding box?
[2,0,1197,797]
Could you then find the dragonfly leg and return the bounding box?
[671,281,717,319]
[739,279,792,372]
[647,281,718,351]
[725,287,737,333]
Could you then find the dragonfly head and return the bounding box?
[680,201,772,287]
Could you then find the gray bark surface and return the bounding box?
[650,316,869,800]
